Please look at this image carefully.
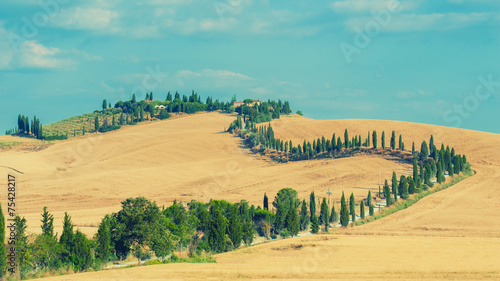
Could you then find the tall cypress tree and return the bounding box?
[285,205,300,236]
[360,200,365,219]
[381,131,385,149]
[344,129,349,149]
[319,198,328,227]
[340,192,349,227]
[96,216,111,264]
[228,204,242,248]
[398,135,403,150]
[330,204,338,223]
[392,172,398,196]
[299,199,309,231]
[263,193,268,210]
[413,158,419,182]
[372,131,377,148]
[208,204,226,253]
[390,131,396,150]
[309,191,316,221]
[94,115,99,132]
[60,212,75,254]
[367,191,372,207]
[311,214,319,234]
[0,203,6,277]
[384,180,392,206]
[41,206,54,238]
[412,142,415,154]
[349,193,356,222]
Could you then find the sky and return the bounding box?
[0,0,499,134]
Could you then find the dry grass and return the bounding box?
[1,112,499,280]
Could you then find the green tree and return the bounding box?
[263,193,268,210]
[413,158,419,182]
[420,140,429,159]
[330,204,338,223]
[408,177,416,194]
[390,130,396,149]
[384,180,392,206]
[95,216,111,264]
[360,200,365,219]
[14,215,29,274]
[391,172,398,198]
[372,131,377,148]
[340,192,349,227]
[412,142,415,154]
[319,197,328,225]
[228,204,242,249]
[273,188,299,233]
[102,99,107,110]
[309,191,316,222]
[311,214,319,234]
[381,131,385,149]
[0,203,6,277]
[94,115,99,132]
[41,206,54,238]
[344,129,349,149]
[349,193,356,223]
[73,230,93,271]
[399,135,403,150]
[400,176,409,199]
[207,204,226,253]
[285,205,300,236]
[299,199,309,231]
[366,191,372,207]
[369,204,374,216]
[59,212,74,256]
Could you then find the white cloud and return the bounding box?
[331,0,418,14]
[344,12,494,32]
[396,90,433,99]
[51,7,119,31]
[200,69,253,80]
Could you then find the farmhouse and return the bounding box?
[233,100,263,108]
[155,105,166,109]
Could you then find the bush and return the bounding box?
[159,109,170,120]
[98,125,121,133]
[245,133,260,148]
[42,134,68,140]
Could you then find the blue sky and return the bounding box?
[0,0,499,134]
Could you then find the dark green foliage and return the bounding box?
[384,180,392,206]
[41,206,54,238]
[412,142,415,154]
[311,214,319,234]
[95,216,111,264]
[228,204,242,249]
[299,199,309,231]
[390,131,396,149]
[330,204,338,223]
[309,191,316,221]
[273,188,299,233]
[263,193,269,210]
[60,212,74,255]
[369,204,374,216]
[349,193,356,222]
[391,172,398,197]
[0,203,6,277]
[399,135,403,150]
[366,191,372,207]
[14,215,29,274]
[381,131,385,149]
[285,205,300,236]
[102,99,107,110]
[420,140,429,159]
[344,129,349,149]
[408,177,416,194]
[98,125,121,133]
[94,115,99,132]
[319,198,328,225]
[73,230,93,271]
[372,131,377,148]
[400,176,409,199]
[207,204,227,253]
[159,109,170,120]
[413,158,419,182]
[360,200,365,219]
[340,192,350,227]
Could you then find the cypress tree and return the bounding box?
[400,177,409,199]
[349,193,356,223]
[381,131,385,149]
[0,203,6,277]
[408,177,416,194]
[412,142,415,154]
[367,191,372,207]
[344,129,349,149]
[391,172,398,196]
[309,191,316,221]
[340,192,349,227]
[207,204,226,253]
[372,131,377,148]
[41,206,54,238]
[399,135,403,150]
[95,115,99,132]
[367,131,370,147]
[413,158,419,182]
[311,214,319,234]
[360,200,365,219]
[369,204,374,216]
[263,193,268,210]
[330,204,338,223]
[390,130,396,149]
[319,198,328,225]
[420,140,429,159]
[96,217,111,264]
[299,199,309,231]
[337,137,342,150]
[228,204,242,248]
[60,212,74,253]
[285,205,300,236]
[384,180,391,206]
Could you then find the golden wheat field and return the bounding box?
[1,112,499,280]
